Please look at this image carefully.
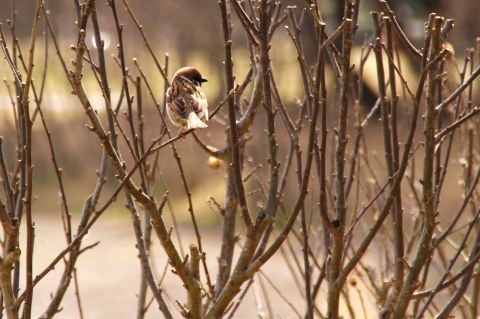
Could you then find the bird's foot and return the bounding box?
[177,128,186,141]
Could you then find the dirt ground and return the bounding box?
[21,214,316,319]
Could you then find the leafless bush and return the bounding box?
[0,0,480,318]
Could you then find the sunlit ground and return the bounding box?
[22,213,393,318]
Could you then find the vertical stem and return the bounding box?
[296,139,313,318]
[385,17,404,295]
[259,1,278,217]
[20,1,42,317]
[215,0,258,300]
[128,196,173,319]
[73,269,85,319]
[188,245,202,319]
[373,13,404,313]
[108,0,147,190]
[136,77,148,319]
[218,0,253,231]
[215,170,238,297]
[0,249,20,319]
[391,15,443,319]
[327,1,354,317]
[91,3,118,149]
[314,19,332,256]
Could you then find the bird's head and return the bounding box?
[174,67,208,87]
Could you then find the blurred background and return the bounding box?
[1,0,478,215]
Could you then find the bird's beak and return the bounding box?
[200,78,208,83]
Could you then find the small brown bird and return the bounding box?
[166,67,209,136]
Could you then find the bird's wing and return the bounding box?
[170,77,209,125]
[191,90,208,121]
[167,86,187,119]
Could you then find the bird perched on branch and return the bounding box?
[166,67,209,137]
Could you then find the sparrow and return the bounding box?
[166,67,209,136]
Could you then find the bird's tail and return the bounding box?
[187,112,208,129]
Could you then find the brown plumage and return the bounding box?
[166,67,209,134]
